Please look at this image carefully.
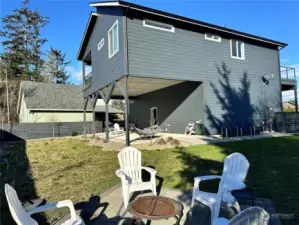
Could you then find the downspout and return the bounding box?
[124,6,130,146]
[278,45,287,112]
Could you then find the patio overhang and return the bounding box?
[108,76,186,97]
[84,76,198,147]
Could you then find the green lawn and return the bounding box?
[1,135,299,224]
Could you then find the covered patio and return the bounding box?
[83,75,195,146]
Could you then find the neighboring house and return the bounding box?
[77,1,297,135]
[17,81,122,123]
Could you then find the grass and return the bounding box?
[1,135,299,224]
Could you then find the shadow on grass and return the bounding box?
[0,129,48,224]
[174,136,299,225]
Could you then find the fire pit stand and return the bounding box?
[127,196,183,225]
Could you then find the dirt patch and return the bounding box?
[87,136,188,151]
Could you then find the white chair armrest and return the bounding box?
[28,200,77,222]
[142,167,157,183]
[115,169,126,178]
[228,181,246,191]
[142,167,157,175]
[194,175,222,187]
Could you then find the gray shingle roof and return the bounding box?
[21,81,122,113]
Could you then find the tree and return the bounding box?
[283,106,296,112]
[111,100,125,111]
[42,47,71,84]
[0,0,49,81]
[0,58,20,124]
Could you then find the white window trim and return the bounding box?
[230,39,245,60]
[205,33,221,42]
[98,38,104,51]
[108,20,119,59]
[143,20,175,33]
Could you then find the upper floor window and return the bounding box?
[108,20,119,58]
[205,33,221,42]
[230,39,245,60]
[143,20,175,33]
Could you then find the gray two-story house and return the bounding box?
[77,1,297,144]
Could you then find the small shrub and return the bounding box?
[170,139,181,146]
[72,146,76,150]
[44,142,48,145]
[72,132,79,136]
[166,136,174,142]
[157,138,167,145]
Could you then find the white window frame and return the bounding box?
[230,39,245,60]
[205,33,221,42]
[143,20,175,33]
[97,38,104,51]
[108,20,119,58]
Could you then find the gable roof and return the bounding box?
[18,81,122,113]
[77,1,287,59]
[77,12,99,60]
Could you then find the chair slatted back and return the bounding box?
[5,184,38,225]
[114,123,121,132]
[229,207,270,225]
[222,153,249,189]
[118,147,142,183]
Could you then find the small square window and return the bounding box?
[108,20,119,58]
[230,39,245,60]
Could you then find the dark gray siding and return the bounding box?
[130,82,204,133]
[127,16,281,134]
[83,7,125,97]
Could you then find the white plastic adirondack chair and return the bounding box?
[184,122,195,135]
[5,184,84,225]
[191,153,249,224]
[110,123,124,136]
[116,147,157,209]
[213,206,270,225]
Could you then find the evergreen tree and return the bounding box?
[43,47,71,84]
[0,0,49,80]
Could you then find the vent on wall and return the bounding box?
[205,33,221,42]
[98,38,104,51]
[143,20,175,33]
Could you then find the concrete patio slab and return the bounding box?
[55,185,281,225]
[87,132,291,151]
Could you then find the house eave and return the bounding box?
[77,12,99,61]
[89,0,287,48]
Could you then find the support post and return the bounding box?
[294,85,298,112]
[82,62,85,88]
[124,76,130,146]
[91,94,97,138]
[83,98,88,137]
[105,100,109,140]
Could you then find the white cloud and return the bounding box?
[282,89,299,101]
[280,58,288,63]
[66,63,91,85]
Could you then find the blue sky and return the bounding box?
[1,0,298,100]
